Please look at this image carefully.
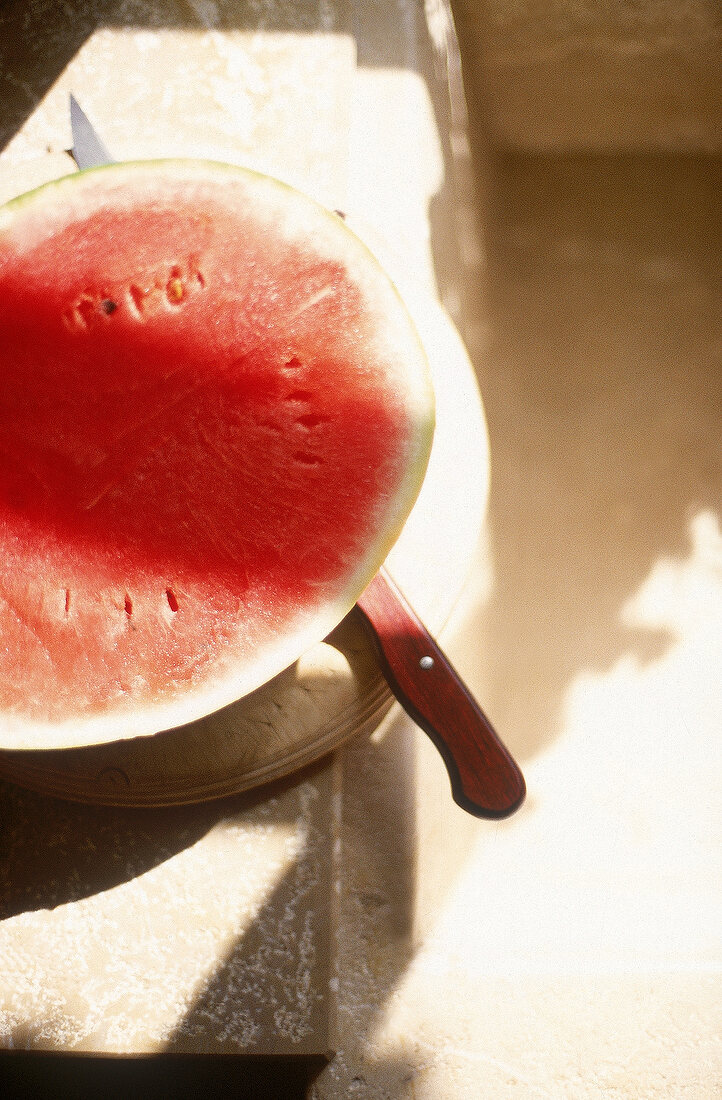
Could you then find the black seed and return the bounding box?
[101,299,118,314]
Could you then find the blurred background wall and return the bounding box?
[452,0,720,153]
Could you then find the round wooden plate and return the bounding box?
[0,180,489,805]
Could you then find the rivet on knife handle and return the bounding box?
[356,568,526,819]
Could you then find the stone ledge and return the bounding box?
[452,0,722,152]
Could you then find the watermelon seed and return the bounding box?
[101,299,118,314]
[73,295,96,329]
[128,284,146,316]
[286,390,313,403]
[165,588,179,614]
[284,357,302,372]
[296,413,327,429]
[293,452,323,466]
[64,589,71,616]
[124,594,133,618]
[195,269,206,288]
[166,269,185,305]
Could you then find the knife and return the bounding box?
[68,96,525,819]
[70,94,114,169]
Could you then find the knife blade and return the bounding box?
[66,95,525,818]
[70,94,114,169]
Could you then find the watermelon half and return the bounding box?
[0,161,434,751]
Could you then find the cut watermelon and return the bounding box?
[0,161,434,750]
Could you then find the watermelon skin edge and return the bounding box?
[0,160,435,751]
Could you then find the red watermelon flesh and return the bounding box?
[0,162,434,749]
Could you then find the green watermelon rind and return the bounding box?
[0,160,435,751]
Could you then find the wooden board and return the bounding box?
[0,174,490,806]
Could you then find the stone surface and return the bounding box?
[0,762,340,1054]
[452,0,722,152]
[0,0,354,206]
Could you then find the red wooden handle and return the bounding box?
[356,569,525,819]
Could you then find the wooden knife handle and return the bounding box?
[356,568,525,819]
